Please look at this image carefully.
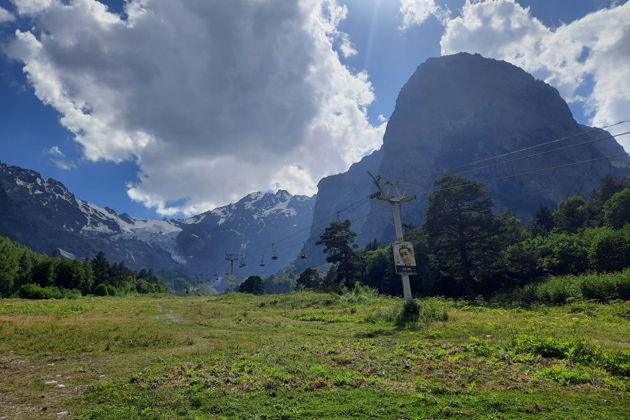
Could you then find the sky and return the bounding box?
[0,0,628,219]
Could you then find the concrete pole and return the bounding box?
[392,201,412,302]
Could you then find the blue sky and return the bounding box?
[0,0,628,219]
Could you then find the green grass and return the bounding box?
[0,292,628,419]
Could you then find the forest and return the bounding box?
[0,242,168,298]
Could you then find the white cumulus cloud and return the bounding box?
[0,6,15,23]
[399,0,450,30]
[439,0,630,148]
[5,0,385,216]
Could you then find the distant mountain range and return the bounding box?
[299,53,630,268]
[0,162,315,287]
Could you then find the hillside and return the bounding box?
[0,293,627,418]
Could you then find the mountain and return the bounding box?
[299,53,630,267]
[0,162,315,287]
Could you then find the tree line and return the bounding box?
[0,238,168,299]
[291,174,630,299]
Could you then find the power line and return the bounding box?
[447,118,630,171]
[417,151,630,196]
[409,130,630,186]
[404,118,630,186]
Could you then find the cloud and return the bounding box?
[399,0,450,30]
[6,0,385,215]
[45,145,65,158]
[439,0,630,149]
[0,6,15,23]
[44,145,75,170]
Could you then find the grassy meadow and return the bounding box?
[0,292,628,419]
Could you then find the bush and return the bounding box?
[417,298,449,324]
[239,275,265,295]
[94,283,118,296]
[603,188,630,229]
[534,275,581,305]
[511,335,598,364]
[394,299,448,328]
[18,283,80,299]
[396,300,420,328]
[337,283,379,303]
[495,269,630,306]
[588,226,630,272]
[580,270,630,301]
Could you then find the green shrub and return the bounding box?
[580,270,630,301]
[602,351,630,377]
[391,299,448,328]
[417,298,449,324]
[497,269,630,306]
[337,283,379,303]
[534,275,581,305]
[18,283,80,299]
[94,283,118,296]
[603,189,630,229]
[536,365,596,385]
[395,300,420,328]
[511,335,599,364]
[588,226,630,272]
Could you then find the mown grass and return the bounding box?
[0,292,628,419]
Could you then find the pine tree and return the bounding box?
[424,175,500,299]
[316,220,362,288]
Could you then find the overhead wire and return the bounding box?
[415,151,630,197]
[409,130,630,187]
[404,118,630,186]
[447,118,630,171]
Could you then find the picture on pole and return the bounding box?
[393,241,416,275]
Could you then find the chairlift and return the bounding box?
[299,242,308,259]
[259,255,266,267]
[271,243,279,261]
[239,255,247,268]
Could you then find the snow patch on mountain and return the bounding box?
[254,199,296,219]
[244,192,264,209]
[210,204,235,225]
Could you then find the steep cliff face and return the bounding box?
[298,149,382,268]
[0,162,315,285]
[302,53,628,266]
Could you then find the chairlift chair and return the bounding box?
[259,256,266,267]
[299,242,308,259]
[271,243,279,261]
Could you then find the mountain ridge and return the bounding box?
[0,161,315,286]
